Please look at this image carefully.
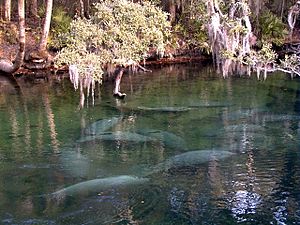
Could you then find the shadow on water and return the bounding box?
[0,73,22,95]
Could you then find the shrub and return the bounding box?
[48,6,72,50]
[55,0,171,82]
[257,10,288,46]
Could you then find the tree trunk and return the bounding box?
[24,0,52,67]
[281,0,285,19]
[248,0,263,28]
[3,0,11,21]
[77,0,90,19]
[83,0,90,19]
[288,2,300,34]
[161,0,176,24]
[0,0,25,74]
[79,0,84,18]
[38,0,53,51]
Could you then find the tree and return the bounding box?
[83,0,90,19]
[56,0,170,102]
[38,0,53,53]
[202,0,300,79]
[161,0,177,24]
[77,0,90,18]
[288,1,300,35]
[0,0,25,74]
[24,0,53,68]
[204,0,255,76]
[3,0,11,21]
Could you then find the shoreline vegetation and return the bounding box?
[1,0,300,105]
[0,1,300,73]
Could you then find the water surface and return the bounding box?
[0,64,299,224]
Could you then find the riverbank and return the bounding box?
[0,18,212,77]
[1,19,300,78]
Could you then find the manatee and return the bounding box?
[136,129,187,150]
[50,175,149,199]
[19,163,51,169]
[83,117,121,136]
[137,106,191,112]
[148,150,235,175]
[188,101,233,108]
[77,131,156,143]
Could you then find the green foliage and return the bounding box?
[37,6,46,18]
[142,0,161,6]
[242,43,277,66]
[257,10,288,46]
[51,6,72,33]
[175,1,210,53]
[48,6,72,49]
[56,18,105,80]
[256,43,277,64]
[55,0,171,82]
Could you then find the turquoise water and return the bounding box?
[0,64,299,224]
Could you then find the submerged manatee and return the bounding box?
[84,117,121,136]
[136,129,187,150]
[77,131,156,143]
[50,175,149,199]
[188,101,233,108]
[137,106,191,112]
[148,150,235,175]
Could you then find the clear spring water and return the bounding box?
[0,64,299,225]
